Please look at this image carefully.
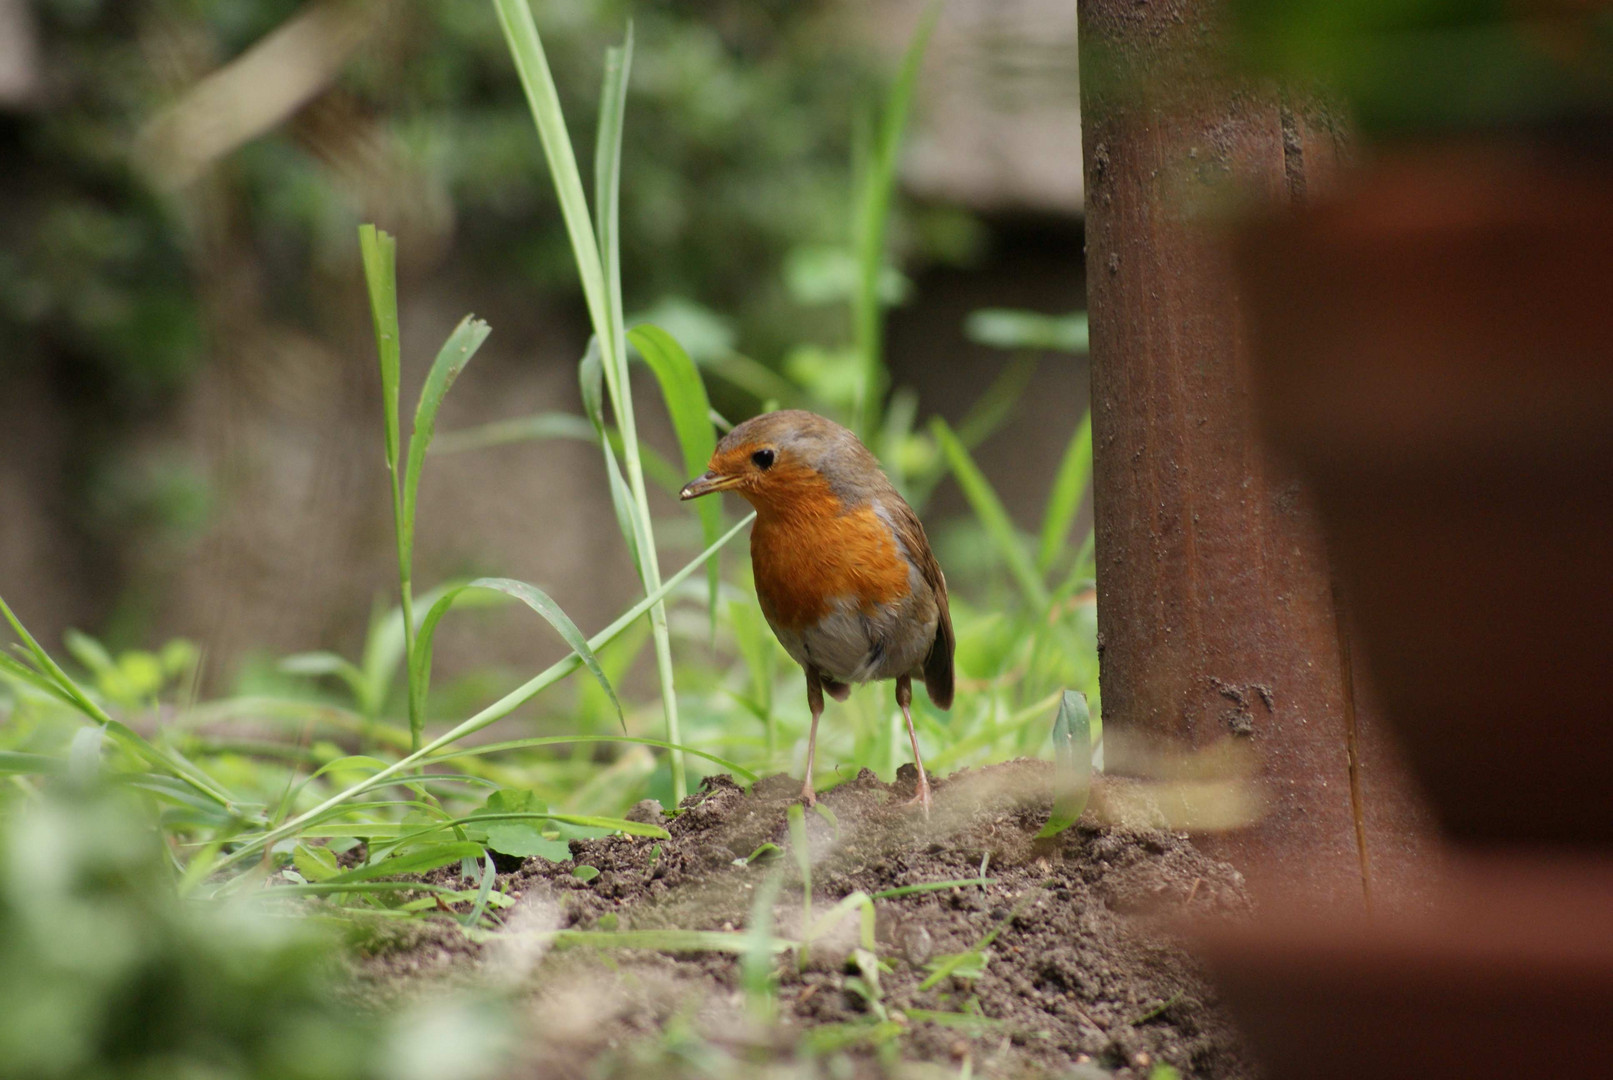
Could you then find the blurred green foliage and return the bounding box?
[2,0,885,394]
[1227,0,1613,135]
[0,781,382,1080]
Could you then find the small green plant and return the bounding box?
[1037,690,1094,839]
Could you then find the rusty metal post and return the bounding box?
[1077,0,1428,908]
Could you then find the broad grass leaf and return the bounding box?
[930,417,1049,611]
[431,412,595,455]
[579,340,643,574]
[964,309,1089,353]
[484,824,570,861]
[1036,690,1092,839]
[1038,411,1093,574]
[628,323,721,628]
[411,577,622,731]
[357,224,401,470]
[325,841,485,884]
[402,315,492,545]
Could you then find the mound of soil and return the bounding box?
[360,761,1257,1079]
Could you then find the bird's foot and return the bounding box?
[904,779,932,818]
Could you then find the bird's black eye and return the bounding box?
[751,448,776,470]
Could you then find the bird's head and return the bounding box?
[679,410,885,516]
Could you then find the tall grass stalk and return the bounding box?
[491,2,692,800]
[853,1,940,440]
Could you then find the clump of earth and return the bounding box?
[354,760,1257,1079]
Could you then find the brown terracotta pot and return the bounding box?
[1194,853,1613,1080]
[1237,142,1613,847]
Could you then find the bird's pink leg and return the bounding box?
[802,668,825,806]
[896,676,931,815]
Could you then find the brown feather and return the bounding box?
[889,500,954,710]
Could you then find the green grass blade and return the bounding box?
[1037,690,1092,839]
[0,649,81,707]
[578,341,644,575]
[325,841,486,885]
[954,356,1038,450]
[0,594,235,807]
[357,223,422,748]
[930,417,1050,611]
[871,879,996,900]
[0,751,65,776]
[742,871,784,1016]
[1038,410,1093,574]
[492,5,686,800]
[628,323,721,629]
[585,23,689,802]
[410,577,623,734]
[277,652,369,707]
[210,513,754,874]
[402,315,492,557]
[357,224,401,472]
[964,309,1089,353]
[853,1,941,437]
[431,412,596,455]
[336,810,667,848]
[489,0,609,335]
[428,734,759,783]
[788,803,812,971]
[396,314,491,744]
[551,929,791,954]
[596,27,631,380]
[463,851,497,928]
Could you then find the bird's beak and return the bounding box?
[679,470,742,500]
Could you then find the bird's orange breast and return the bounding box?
[749,492,911,633]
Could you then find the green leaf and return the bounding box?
[964,309,1089,353]
[485,824,571,861]
[930,417,1050,611]
[572,865,600,882]
[628,323,721,629]
[4,595,237,807]
[1036,690,1092,839]
[431,411,596,456]
[402,314,493,562]
[357,225,402,472]
[553,929,790,954]
[277,651,369,705]
[737,842,781,866]
[292,843,341,883]
[324,842,486,885]
[953,356,1038,450]
[1038,410,1093,574]
[0,751,65,776]
[485,788,546,814]
[595,27,632,380]
[578,341,643,575]
[62,629,114,675]
[464,851,499,927]
[436,735,757,783]
[410,576,623,732]
[871,878,995,900]
[489,0,609,338]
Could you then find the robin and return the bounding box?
[680,410,953,811]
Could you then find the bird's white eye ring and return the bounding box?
[751,448,776,470]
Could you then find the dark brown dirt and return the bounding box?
[353,760,1257,1079]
